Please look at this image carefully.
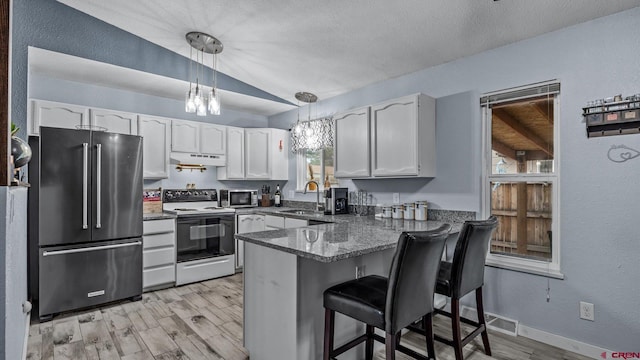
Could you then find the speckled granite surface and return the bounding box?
[235,207,463,263]
[143,212,177,221]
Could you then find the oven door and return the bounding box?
[175,213,235,263]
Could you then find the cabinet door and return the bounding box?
[284,217,307,229]
[334,107,370,177]
[237,215,257,234]
[200,123,226,155]
[270,129,289,180]
[138,115,171,179]
[371,95,419,176]
[265,215,285,229]
[90,109,138,135]
[172,121,200,153]
[245,129,271,179]
[225,127,245,179]
[31,100,89,135]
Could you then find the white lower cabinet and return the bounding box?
[284,217,308,229]
[142,218,176,291]
[236,214,266,269]
[264,215,308,229]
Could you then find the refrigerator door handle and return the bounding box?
[82,142,89,229]
[42,241,142,257]
[96,143,102,229]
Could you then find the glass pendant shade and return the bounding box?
[185,90,196,113]
[208,89,221,115]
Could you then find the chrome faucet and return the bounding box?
[304,180,323,212]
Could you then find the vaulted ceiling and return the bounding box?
[57,0,640,113]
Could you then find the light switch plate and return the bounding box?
[393,193,400,204]
[288,190,295,199]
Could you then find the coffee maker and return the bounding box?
[324,188,349,215]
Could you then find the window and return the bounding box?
[481,81,562,278]
[297,148,338,191]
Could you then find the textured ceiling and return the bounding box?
[57,0,640,106]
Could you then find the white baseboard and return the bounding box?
[518,324,610,359]
[22,311,31,360]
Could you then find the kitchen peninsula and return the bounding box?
[236,209,468,360]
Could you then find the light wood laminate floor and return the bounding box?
[26,274,591,360]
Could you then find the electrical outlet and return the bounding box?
[355,266,365,279]
[288,190,295,199]
[392,193,400,204]
[579,301,594,321]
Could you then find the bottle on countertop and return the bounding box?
[274,184,282,207]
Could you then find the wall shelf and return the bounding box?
[584,97,640,138]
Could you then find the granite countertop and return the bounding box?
[143,212,177,221]
[235,208,462,262]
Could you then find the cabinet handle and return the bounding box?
[82,143,89,229]
[43,241,142,257]
[95,143,102,229]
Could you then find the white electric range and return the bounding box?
[163,189,236,285]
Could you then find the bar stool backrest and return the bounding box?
[385,224,451,334]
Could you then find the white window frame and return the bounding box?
[296,149,331,192]
[481,81,564,279]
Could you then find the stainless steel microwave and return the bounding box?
[219,189,258,208]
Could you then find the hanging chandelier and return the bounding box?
[185,32,223,116]
[290,92,334,152]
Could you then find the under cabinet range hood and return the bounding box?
[170,152,226,166]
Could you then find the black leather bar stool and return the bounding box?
[323,225,451,360]
[408,217,498,360]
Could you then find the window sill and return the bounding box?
[485,257,565,279]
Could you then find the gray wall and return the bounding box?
[269,8,640,350]
[0,187,29,360]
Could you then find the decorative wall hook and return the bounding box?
[607,144,640,163]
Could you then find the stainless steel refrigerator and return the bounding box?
[28,127,143,320]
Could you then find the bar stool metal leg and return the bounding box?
[476,288,491,356]
[323,309,335,360]
[423,314,435,360]
[366,325,374,360]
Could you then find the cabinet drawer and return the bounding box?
[143,219,175,235]
[176,255,235,286]
[143,265,175,289]
[143,232,175,249]
[143,247,175,268]
[265,215,284,229]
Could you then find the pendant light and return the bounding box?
[290,92,333,152]
[184,32,223,116]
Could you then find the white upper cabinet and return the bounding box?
[138,115,171,179]
[90,108,138,135]
[171,121,200,153]
[370,93,436,177]
[245,129,271,179]
[30,100,89,135]
[219,126,245,179]
[269,129,289,180]
[200,123,226,155]
[334,106,371,178]
[218,128,288,181]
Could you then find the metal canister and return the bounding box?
[403,202,415,220]
[392,205,404,219]
[382,206,392,218]
[415,201,428,221]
